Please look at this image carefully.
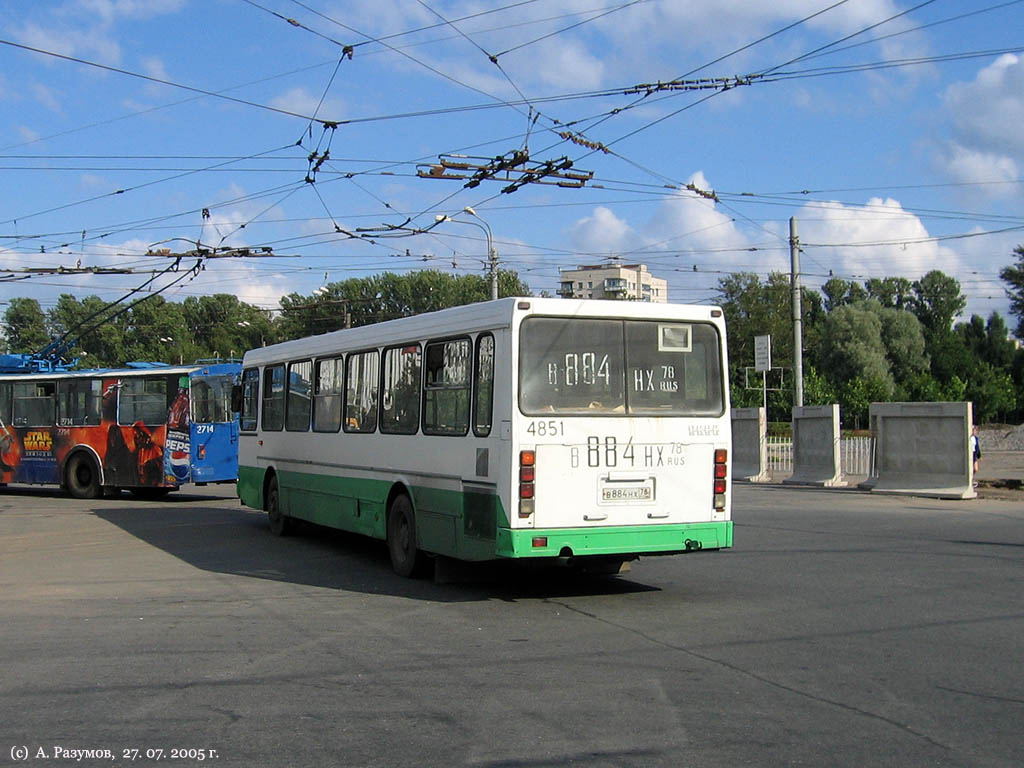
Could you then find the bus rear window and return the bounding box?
[191,375,235,424]
[519,317,723,416]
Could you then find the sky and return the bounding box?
[1,0,1023,332]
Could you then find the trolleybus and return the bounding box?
[0,359,240,498]
[237,298,732,576]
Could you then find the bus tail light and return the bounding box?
[713,449,727,510]
[519,450,535,518]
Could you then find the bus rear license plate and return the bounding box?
[600,483,654,502]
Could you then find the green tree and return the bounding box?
[821,277,867,312]
[910,270,966,339]
[816,303,895,397]
[47,294,126,367]
[956,312,1017,372]
[182,294,264,360]
[927,329,972,385]
[999,245,1024,337]
[3,297,50,354]
[276,269,530,342]
[838,376,891,430]
[865,276,913,310]
[121,296,187,363]
[872,303,929,384]
[965,362,1016,423]
[802,364,837,407]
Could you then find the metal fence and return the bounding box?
[765,436,875,477]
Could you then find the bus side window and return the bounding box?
[344,350,378,434]
[473,333,494,437]
[0,383,11,425]
[286,360,312,432]
[118,376,169,426]
[262,365,285,431]
[423,338,471,436]
[240,368,260,431]
[58,379,102,426]
[13,381,56,427]
[380,344,421,435]
[313,357,343,433]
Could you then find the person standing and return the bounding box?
[971,425,982,476]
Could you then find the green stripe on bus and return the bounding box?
[496,522,732,558]
[238,464,731,561]
[237,463,510,561]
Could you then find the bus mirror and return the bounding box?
[230,384,242,413]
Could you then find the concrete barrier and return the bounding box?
[731,407,769,482]
[784,404,846,487]
[866,401,975,499]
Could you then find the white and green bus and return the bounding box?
[237,297,732,576]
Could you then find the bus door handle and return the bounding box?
[646,511,670,519]
[584,513,607,521]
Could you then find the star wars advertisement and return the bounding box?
[0,376,176,489]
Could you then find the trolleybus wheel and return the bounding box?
[65,454,102,500]
[387,494,421,578]
[266,475,291,536]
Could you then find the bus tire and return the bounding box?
[387,494,422,578]
[65,453,102,500]
[265,475,291,536]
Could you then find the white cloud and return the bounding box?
[943,144,1018,188]
[79,173,106,189]
[11,1,186,67]
[645,172,754,264]
[939,54,1024,189]
[30,82,63,113]
[14,21,122,65]
[524,39,605,91]
[140,56,170,86]
[568,206,641,257]
[73,0,186,23]
[17,125,41,142]
[798,197,955,278]
[269,87,345,122]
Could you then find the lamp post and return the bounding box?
[464,207,498,301]
[237,320,264,347]
[435,208,498,300]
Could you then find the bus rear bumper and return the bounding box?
[496,521,733,559]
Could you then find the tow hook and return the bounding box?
[684,539,703,552]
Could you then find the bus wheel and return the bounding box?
[265,476,291,536]
[387,494,422,578]
[65,454,101,500]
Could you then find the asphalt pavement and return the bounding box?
[1,483,1022,768]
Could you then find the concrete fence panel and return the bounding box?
[784,404,846,487]
[731,407,769,482]
[867,401,975,499]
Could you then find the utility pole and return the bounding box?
[790,217,804,408]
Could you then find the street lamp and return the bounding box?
[463,207,498,301]
[435,208,498,301]
[237,320,264,347]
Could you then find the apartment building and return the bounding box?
[557,263,667,302]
